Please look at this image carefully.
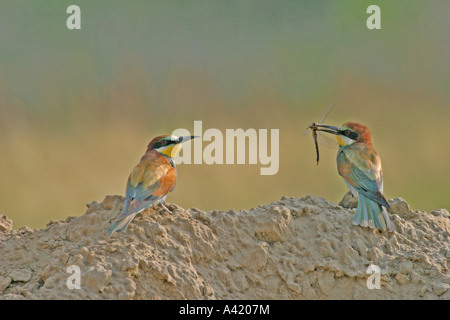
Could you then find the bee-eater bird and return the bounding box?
[315,122,394,231]
[107,135,197,236]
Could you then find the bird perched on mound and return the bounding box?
[108,135,197,236]
[315,122,394,231]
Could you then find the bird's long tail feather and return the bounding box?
[352,194,393,231]
[107,213,138,236]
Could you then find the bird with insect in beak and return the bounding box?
[315,122,394,232]
[107,135,198,236]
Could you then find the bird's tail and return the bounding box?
[352,194,394,231]
[107,213,138,236]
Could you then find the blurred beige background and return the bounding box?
[0,1,448,229]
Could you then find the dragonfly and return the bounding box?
[303,104,333,165]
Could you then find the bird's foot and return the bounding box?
[158,203,173,215]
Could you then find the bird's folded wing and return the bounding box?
[117,159,172,220]
[129,158,170,191]
[338,149,389,208]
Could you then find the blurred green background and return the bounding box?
[0,1,448,229]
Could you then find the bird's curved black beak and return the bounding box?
[316,125,340,135]
[177,136,200,143]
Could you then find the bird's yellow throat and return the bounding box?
[336,135,354,146]
[158,144,182,158]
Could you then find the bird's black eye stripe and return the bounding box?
[152,139,174,149]
[339,130,359,140]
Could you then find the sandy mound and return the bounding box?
[0,194,449,299]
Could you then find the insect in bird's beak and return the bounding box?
[307,122,320,165]
[304,104,334,165]
[306,124,340,166]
